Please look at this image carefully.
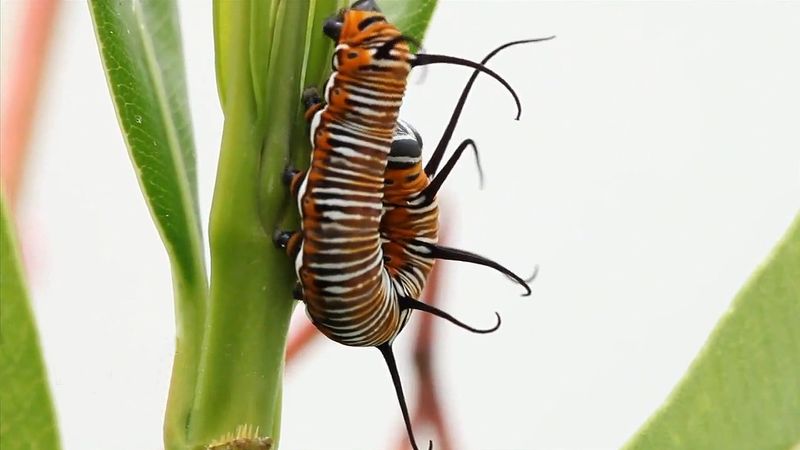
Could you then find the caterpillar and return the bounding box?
[274,1,550,448]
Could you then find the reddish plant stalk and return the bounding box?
[285,320,320,363]
[0,0,60,206]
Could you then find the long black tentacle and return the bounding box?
[378,344,433,450]
[422,138,483,201]
[411,53,522,120]
[400,297,501,333]
[425,36,555,177]
[423,243,532,296]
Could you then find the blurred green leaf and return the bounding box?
[87,2,208,448]
[624,212,800,450]
[0,193,61,450]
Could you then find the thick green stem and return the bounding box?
[189,103,295,446]
[183,2,308,448]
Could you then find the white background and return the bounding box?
[2,1,799,449]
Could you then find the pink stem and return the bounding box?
[0,0,60,207]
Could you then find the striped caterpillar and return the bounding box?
[275,1,550,448]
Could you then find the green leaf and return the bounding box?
[87,2,208,448]
[88,0,205,286]
[0,193,61,450]
[624,212,800,450]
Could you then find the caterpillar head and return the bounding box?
[323,1,412,78]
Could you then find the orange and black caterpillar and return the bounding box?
[274,1,551,448]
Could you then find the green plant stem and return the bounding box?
[188,107,295,445]
[182,2,308,449]
[164,275,208,450]
[259,1,311,229]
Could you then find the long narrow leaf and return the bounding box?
[87,2,208,448]
[624,213,800,450]
[0,193,61,450]
[89,1,205,281]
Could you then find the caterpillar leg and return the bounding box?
[377,344,433,450]
[282,165,306,198]
[292,282,304,301]
[302,87,324,121]
[416,241,533,296]
[400,296,501,333]
[273,230,303,258]
[421,138,483,201]
[282,166,300,185]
